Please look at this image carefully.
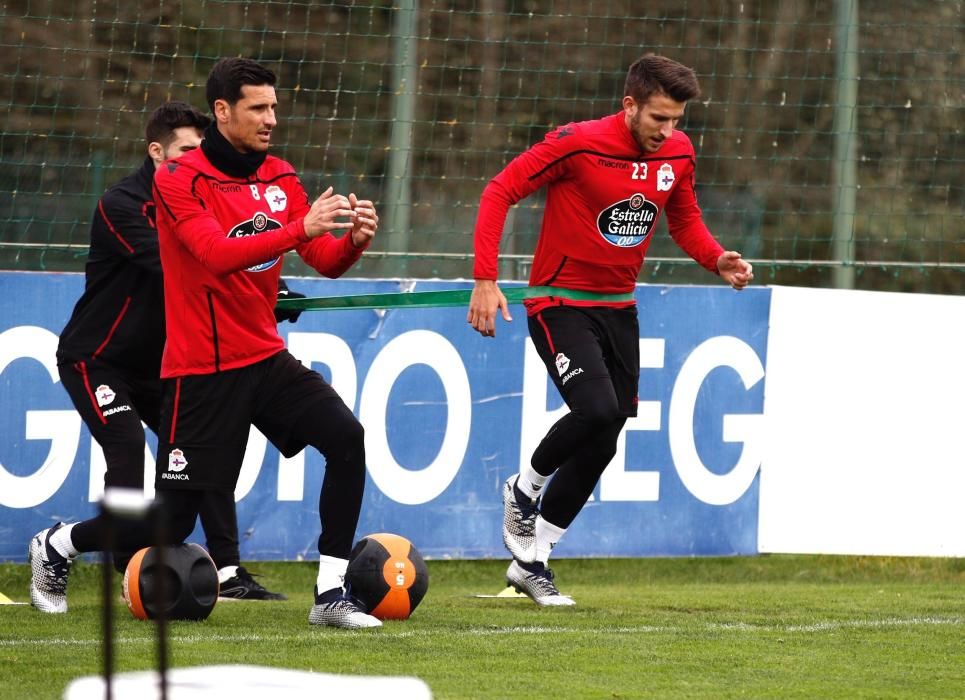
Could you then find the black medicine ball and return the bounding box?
[123,543,218,621]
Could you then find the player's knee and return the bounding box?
[341,414,365,448]
[575,398,622,428]
[103,434,147,461]
[334,418,365,464]
[567,379,621,427]
[317,410,365,468]
[167,517,198,544]
[329,407,364,449]
[598,418,627,463]
[102,438,150,488]
[158,490,204,543]
[596,440,619,466]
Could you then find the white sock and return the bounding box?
[517,463,549,501]
[317,555,348,594]
[217,566,239,583]
[49,524,79,559]
[534,516,566,565]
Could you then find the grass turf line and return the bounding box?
[0,556,962,699]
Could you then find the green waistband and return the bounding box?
[275,285,635,311]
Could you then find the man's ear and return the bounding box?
[213,98,231,123]
[147,141,165,166]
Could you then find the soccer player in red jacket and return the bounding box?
[30,58,381,629]
[54,101,287,602]
[468,54,753,606]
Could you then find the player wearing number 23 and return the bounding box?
[468,54,753,606]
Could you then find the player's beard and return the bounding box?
[630,111,662,153]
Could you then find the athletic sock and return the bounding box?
[217,565,239,583]
[50,523,79,559]
[517,463,549,501]
[534,516,566,564]
[316,554,349,595]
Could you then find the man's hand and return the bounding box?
[348,193,378,248]
[274,288,306,324]
[304,186,357,239]
[717,251,754,290]
[467,279,511,337]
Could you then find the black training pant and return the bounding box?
[527,305,639,529]
[154,350,365,560]
[61,360,242,570]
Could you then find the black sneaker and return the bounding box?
[218,566,287,601]
[308,585,382,629]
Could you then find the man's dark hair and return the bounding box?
[145,101,211,147]
[624,54,701,104]
[205,57,277,111]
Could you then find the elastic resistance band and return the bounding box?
[275,286,635,312]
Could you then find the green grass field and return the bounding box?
[1,555,962,699]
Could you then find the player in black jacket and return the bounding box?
[55,101,294,600]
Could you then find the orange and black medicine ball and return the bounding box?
[123,543,219,621]
[344,533,429,620]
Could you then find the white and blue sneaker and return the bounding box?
[502,476,538,562]
[507,559,575,607]
[308,585,382,629]
[29,523,73,613]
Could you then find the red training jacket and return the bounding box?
[473,111,724,314]
[153,147,365,378]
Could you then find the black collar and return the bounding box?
[135,156,156,193]
[200,123,267,178]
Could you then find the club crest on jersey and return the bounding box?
[167,448,188,473]
[555,352,570,376]
[596,193,658,248]
[227,214,283,272]
[265,185,288,213]
[95,384,116,407]
[656,163,675,192]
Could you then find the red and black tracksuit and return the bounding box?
[58,157,165,381]
[148,126,369,560]
[58,157,240,570]
[473,112,727,528]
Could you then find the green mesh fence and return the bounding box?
[0,1,961,292]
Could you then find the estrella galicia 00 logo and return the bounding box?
[596,193,658,248]
[227,213,283,272]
